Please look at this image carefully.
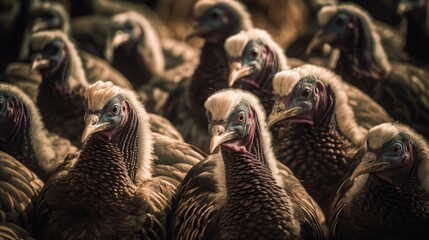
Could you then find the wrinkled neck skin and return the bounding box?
[235,49,280,114]
[334,22,385,93]
[0,100,41,177]
[217,121,299,239]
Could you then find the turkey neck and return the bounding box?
[113,45,152,88]
[334,22,386,95]
[69,107,140,213]
[351,161,429,230]
[273,95,353,212]
[218,126,299,240]
[188,42,228,126]
[0,101,42,177]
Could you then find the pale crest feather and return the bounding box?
[317,3,392,73]
[30,30,88,89]
[205,89,284,204]
[110,11,165,74]
[194,0,253,31]
[0,83,57,173]
[224,28,288,69]
[19,2,70,60]
[367,123,399,149]
[277,65,368,145]
[272,70,301,97]
[85,81,154,182]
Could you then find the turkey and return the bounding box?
[265,65,389,213]
[103,11,164,88]
[329,122,429,239]
[397,0,429,64]
[169,89,328,240]
[306,3,429,138]
[0,83,77,180]
[28,30,181,147]
[163,0,253,153]
[224,28,290,114]
[33,81,205,239]
[0,151,44,238]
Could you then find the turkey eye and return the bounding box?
[300,87,312,98]
[391,144,402,154]
[236,113,245,124]
[210,11,220,20]
[250,48,259,58]
[335,17,344,26]
[48,46,60,55]
[110,105,119,115]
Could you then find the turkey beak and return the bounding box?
[112,31,130,49]
[228,62,253,87]
[82,115,110,143]
[185,25,212,41]
[30,54,50,72]
[266,101,302,128]
[350,152,390,180]
[209,125,237,153]
[306,30,336,55]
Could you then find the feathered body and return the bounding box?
[169,89,327,239]
[34,81,204,239]
[0,83,77,180]
[0,151,44,236]
[330,123,429,239]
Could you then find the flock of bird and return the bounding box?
[0,0,428,239]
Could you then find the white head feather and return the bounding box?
[30,30,88,89]
[0,83,57,173]
[272,64,368,145]
[194,0,253,31]
[85,81,153,182]
[108,11,165,74]
[317,3,392,73]
[224,28,288,69]
[204,89,284,204]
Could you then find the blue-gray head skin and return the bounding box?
[185,0,253,44]
[267,65,367,145]
[224,29,287,91]
[204,89,276,161]
[19,2,69,60]
[306,3,392,73]
[29,30,88,89]
[350,123,429,188]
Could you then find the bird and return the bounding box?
[329,122,429,239]
[103,11,165,88]
[0,151,44,237]
[28,30,182,147]
[306,3,429,138]
[163,0,254,153]
[265,65,390,213]
[169,88,328,240]
[33,80,205,239]
[0,83,77,180]
[397,0,429,64]
[224,28,290,114]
